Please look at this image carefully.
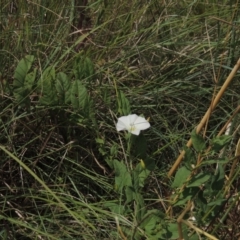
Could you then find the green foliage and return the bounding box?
[12,55,93,124]
[13,55,34,88]
[1,0,240,239]
[55,72,71,104]
[113,159,132,192]
[211,135,232,152]
[13,55,36,107]
[38,66,58,105]
[70,79,90,111]
[171,166,191,188]
[73,56,94,82]
[191,129,206,153]
[187,172,211,188]
[171,130,233,232]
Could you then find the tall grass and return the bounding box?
[1,0,240,239]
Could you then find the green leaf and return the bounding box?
[71,80,89,110]
[211,164,225,191]
[174,195,192,206]
[95,138,104,144]
[171,166,191,188]
[140,210,163,234]
[187,172,211,188]
[196,189,207,209]
[13,56,36,107]
[55,72,71,104]
[183,146,195,165]
[13,55,34,88]
[201,158,228,165]
[38,67,58,105]
[104,202,125,214]
[13,69,37,106]
[125,186,134,203]
[211,135,232,152]
[174,187,199,206]
[138,168,151,188]
[13,87,31,107]
[25,68,37,90]
[73,56,94,81]
[166,223,179,239]
[134,192,146,221]
[117,90,130,115]
[113,160,132,192]
[189,234,200,240]
[191,129,206,152]
[207,197,226,206]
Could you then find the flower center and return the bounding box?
[129,123,136,132]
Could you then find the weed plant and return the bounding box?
[1,0,240,239]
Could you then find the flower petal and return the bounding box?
[116,119,127,131]
[127,114,138,124]
[133,116,150,130]
[116,115,131,131]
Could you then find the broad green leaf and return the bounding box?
[174,195,192,206]
[117,90,130,115]
[166,223,179,239]
[171,166,191,188]
[13,55,34,88]
[211,135,232,152]
[95,138,104,144]
[201,158,228,165]
[174,187,199,206]
[183,146,194,164]
[103,202,125,214]
[13,56,36,107]
[191,129,206,152]
[135,192,146,221]
[140,210,163,233]
[25,69,37,90]
[207,197,226,206]
[125,186,134,203]
[196,189,207,209]
[13,87,31,107]
[55,72,71,104]
[189,234,200,240]
[38,67,58,105]
[137,167,150,188]
[71,80,89,110]
[73,56,94,81]
[113,160,132,192]
[187,172,211,187]
[13,69,36,106]
[211,164,225,191]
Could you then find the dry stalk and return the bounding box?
[168,58,240,178]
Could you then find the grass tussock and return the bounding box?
[1,0,240,239]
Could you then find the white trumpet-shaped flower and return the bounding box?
[116,114,150,135]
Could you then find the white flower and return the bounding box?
[116,114,150,135]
